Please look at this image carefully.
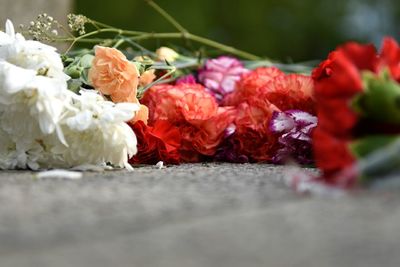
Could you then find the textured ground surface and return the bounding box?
[0,163,399,267]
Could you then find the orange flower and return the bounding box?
[89,46,139,103]
[130,103,149,125]
[89,46,149,124]
[139,69,156,87]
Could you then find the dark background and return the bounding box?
[75,0,400,62]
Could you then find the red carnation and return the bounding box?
[312,50,364,98]
[312,37,400,187]
[232,95,280,161]
[262,74,315,114]
[339,42,378,71]
[142,82,235,161]
[312,127,356,183]
[379,37,400,82]
[223,67,284,106]
[316,98,359,138]
[312,42,378,134]
[129,120,181,165]
[222,67,317,162]
[312,43,371,185]
[142,83,218,125]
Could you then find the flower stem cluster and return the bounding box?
[23,13,61,42]
[67,14,89,35]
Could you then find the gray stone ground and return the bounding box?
[0,163,399,267]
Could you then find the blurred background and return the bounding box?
[2,0,400,62]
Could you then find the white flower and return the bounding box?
[0,61,71,143]
[0,20,71,142]
[36,170,83,180]
[0,20,139,171]
[52,90,139,170]
[65,90,138,131]
[0,127,44,170]
[0,61,36,98]
[0,20,68,81]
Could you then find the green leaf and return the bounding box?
[350,135,398,158]
[353,71,400,124]
[350,135,400,184]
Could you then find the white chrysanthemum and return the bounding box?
[0,20,68,81]
[0,20,71,142]
[0,61,71,144]
[51,90,139,170]
[0,20,139,170]
[0,126,45,170]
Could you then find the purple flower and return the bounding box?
[198,56,248,102]
[270,110,318,165]
[214,124,249,163]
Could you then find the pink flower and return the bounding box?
[198,56,248,101]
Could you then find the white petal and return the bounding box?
[5,20,15,39]
[0,62,36,96]
[37,170,82,179]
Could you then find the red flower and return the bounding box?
[232,95,280,161]
[223,67,284,106]
[312,51,364,98]
[142,83,235,161]
[262,74,315,114]
[222,68,317,162]
[316,98,359,137]
[339,42,378,71]
[142,83,217,125]
[379,37,400,82]
[129,120,181,164]
[312,127,356,187]
[178,107,236,162]
[191,107,236,155]
[311,38,400,187]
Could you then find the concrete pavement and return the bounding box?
[0,163,399,267]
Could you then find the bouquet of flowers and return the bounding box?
[1,1,399,190]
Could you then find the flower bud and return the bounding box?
[156,47,179,62]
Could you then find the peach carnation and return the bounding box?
[89,46,139,103]
[89,46,149,124]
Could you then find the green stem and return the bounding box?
[64,28,145,53]
[131,32,262,61]
[113,39,125,48]
[189,34,261,61]
[58,25,262,60]
[55,37,113,43]
[137,65,177,98]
